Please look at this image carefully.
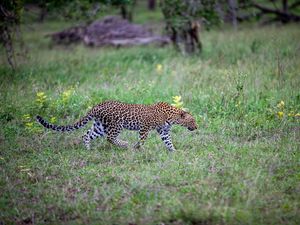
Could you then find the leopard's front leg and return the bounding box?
[156,125,176,152]
[106,127,128,149]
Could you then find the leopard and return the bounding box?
[36,100,197,151]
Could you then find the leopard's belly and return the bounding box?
[122,120,140,131]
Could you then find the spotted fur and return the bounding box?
[36,100,197,151]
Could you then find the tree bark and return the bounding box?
[38,2,47,22]
[228,0,238,29]
[1,26,16,69]
[282,0,288,13]
[215,0,225,22]
[148,0,156,10]
[281,0,289,23]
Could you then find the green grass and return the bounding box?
[0,20,299,224]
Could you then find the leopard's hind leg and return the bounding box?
[82,121,105,149]
[106,126,128,149]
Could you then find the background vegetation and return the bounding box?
[0,1,299,224]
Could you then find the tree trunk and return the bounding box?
[1,26,16,69]
[39,7,47,22]
[148,0,156,10]
[160,0,205,54]
[120,1,136,22]
[281,0,289,23]
[282,0,288,13]
[120,5,128,20]
[215,0,225,22]
[184,20,202,54]
[228,0,238,30]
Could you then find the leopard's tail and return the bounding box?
[36,114,93,132]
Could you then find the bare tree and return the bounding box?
[160,0,218,54]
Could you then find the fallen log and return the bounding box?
[48,16,170,47]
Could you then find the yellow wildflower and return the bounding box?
[295,113,300,117]
[36,92,46,98]
[173,96,181,102]
[50,117,56,123]
[235,101,241,107]
[288,111,294,117]
[277,111,284,119]
[25,122,33,128]
[171,95,183,108]
[36,92,47,106]
[171,95,188,111]
[62,88,74,103]
[277,100,285,109]
[23,114,31,120]
[156,64,162,73]
[174,101,183,108]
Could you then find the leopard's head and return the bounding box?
[176,110,198,131]
[155,102,198,131]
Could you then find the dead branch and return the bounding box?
[251,2,300,22]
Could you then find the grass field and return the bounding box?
[0,18,300,224]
